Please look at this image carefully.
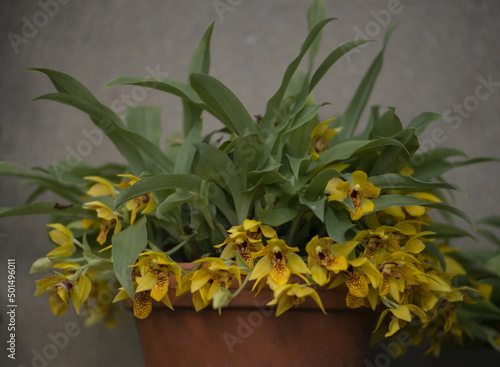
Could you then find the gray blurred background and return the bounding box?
[1,1,499,366]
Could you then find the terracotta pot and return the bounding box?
[126,263,377,367]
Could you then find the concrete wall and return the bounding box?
[1,1,499,366]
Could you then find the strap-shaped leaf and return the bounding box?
[306,0,326,76]
[407,111,443,136]
[26,68,101,106]
[112,217,148,299]
[309,137,405,173]
[104,76,203,105]
[370,173,460,192]
[33,93,173,174]
[114,173,203,208]
[126,106,162,147]
[336,21,402,139]
[183,22,214,135]
[425,222,476,240]
[174,122,202,174]
[309,39,375,93]
[190,73,258,135]
[304,169,344,201]
[0,161,83,204]
[259,18,335,130]
[0,202,94,219]
[195,142,244,195]
[325,207,354,243]
[368,108,402,139]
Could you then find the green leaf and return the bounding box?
[174,121,202,174]
[424,222,476,240]
[112,217,148,299]
[195,142,243,195]
[183,22,214,135]
[257,205,299,227]
[190,73,258,136]
[259,18,335,130]
[370,173,459,192]
[306,0,326,76]
[336,21,401,139]
[126,106,162,147]
[304,168,344,201]
[325,208,354,243]
[126,106,163,173]
[477,216,500,228]
[477,228,500,247]
[310,138,405,172]
[0,202,94,219]
[104,77,203,106]
[26,68,101,106]
[32,93,155,175]
[424,241,446,271]
[156,192,194,218]
[309,39,375,93]
[485,255,500,277]
[114,173,202,208]
[406,111,443,136]
[369,128,419,175]
[0,161,83,204]
[299,196,327,222]
[234,133,264,177]
[368,108,402,139]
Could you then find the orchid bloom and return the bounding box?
[310,118,340,160]
[215,219,276,268]
[34,272,91,316]
[83,201,121,245]
[131,251,182,318]
[305,236,358,286]
[249,238,309,290]
[375,304,429,337]
[325,171,380,220]
[267,278,326,316]
[84,176,117,197]
[117,174,155,225]
[46,223,76,258]
[177,258,241,312]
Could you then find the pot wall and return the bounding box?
[133,285,376,367]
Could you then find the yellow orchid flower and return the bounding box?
[305,236,358,286]
[117,174,155,225]
[325,171,381,220]
[46,223,76,258]
[132,252,182,313]
[310,118,341,160]
[176,258,241,312]
[84,176,117,197]
[375,252,423,303]
[354,225,431,261]
[83,201,122,245]
[329,256,383,309]
[34,273,92,316]
[267,278,326,316]
[215,219,276,268]
[249,238,309,290]
[375,303,429,337]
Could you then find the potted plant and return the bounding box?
[1,0,499,366]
